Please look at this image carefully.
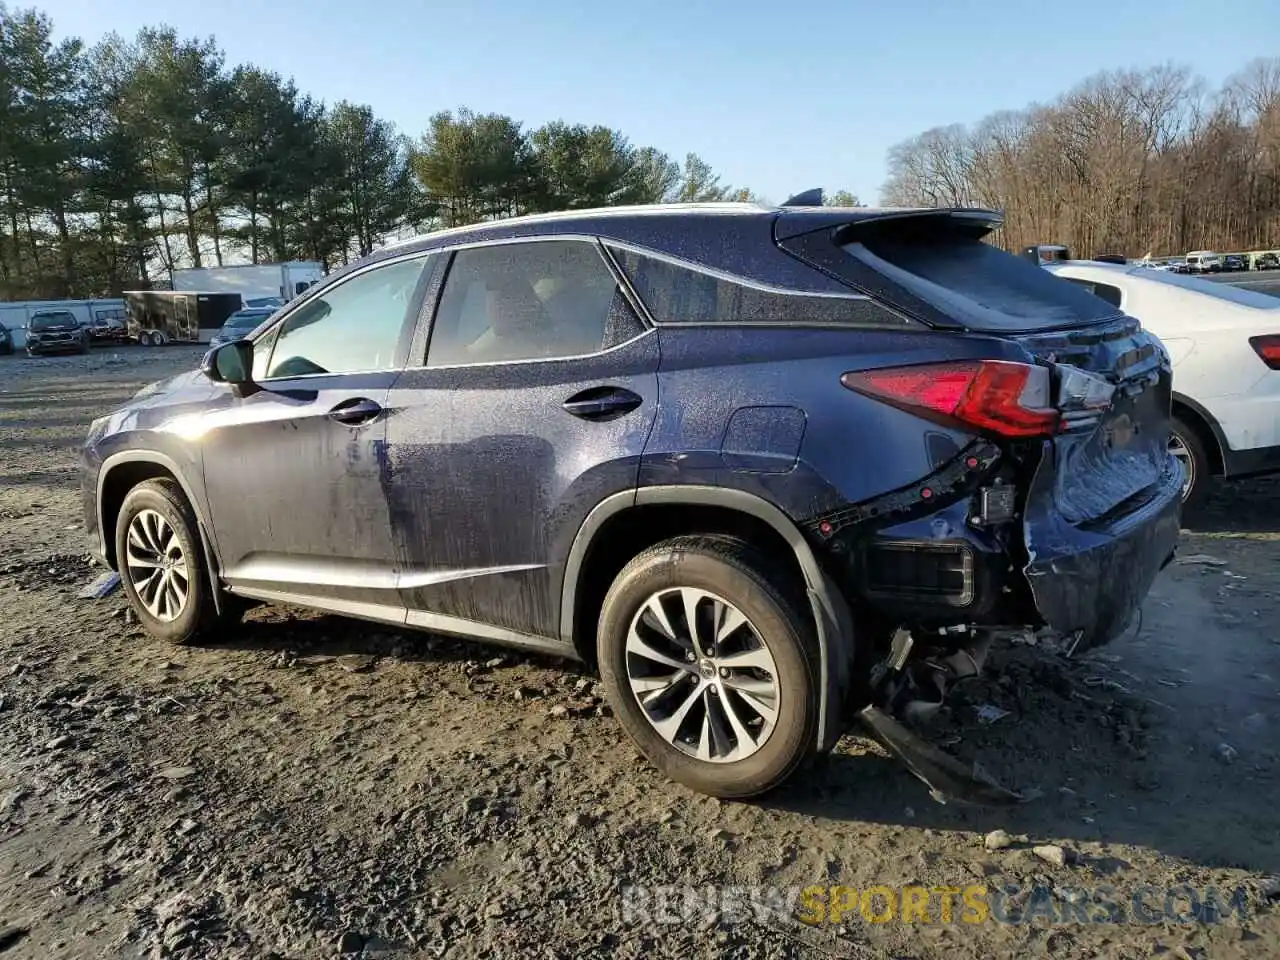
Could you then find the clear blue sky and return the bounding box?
[33,0,1280,204]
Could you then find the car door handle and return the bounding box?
[328,397,383,425]
[562,387,644,422]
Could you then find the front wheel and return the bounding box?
[596,535,818,799]
[1170,416,1211,517]
[115,478,220,645]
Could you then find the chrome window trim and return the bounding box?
[603,238,874,301]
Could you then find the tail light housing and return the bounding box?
[1249,335,1280,370]
[842,360,1060,438]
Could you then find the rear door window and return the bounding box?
[426,239,643,366]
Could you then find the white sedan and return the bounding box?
[1046,261,1280,513]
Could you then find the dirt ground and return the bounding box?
[1,346,1278,960]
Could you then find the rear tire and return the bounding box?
[115,479,223,645]
[1170,415,1211,519]
[596,535,818,799]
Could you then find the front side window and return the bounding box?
[260,256,430,379]
[427,240,642,366]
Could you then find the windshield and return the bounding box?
[30,312,77,330]
[224,312,269,330]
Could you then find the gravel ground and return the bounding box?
[1,346,1278,960]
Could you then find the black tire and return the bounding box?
[596,535,819,799]
[115,478,221,645]
[1171,415,1212,518]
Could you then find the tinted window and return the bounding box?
[30,312,77,330]
[1061,277,1123,307]
[262,256,429,379]
[225,311,270,330]
[427,240,642,366]
[843,236,1120,330]
[610,247,893,325]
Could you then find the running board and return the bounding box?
[855,705,1028,806]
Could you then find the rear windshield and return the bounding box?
[1135,269,1280,309]
[30,312,77,330]
[841,236,1121,331]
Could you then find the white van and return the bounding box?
[1185,251,1222,274]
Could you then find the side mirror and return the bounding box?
[202,340,255,388]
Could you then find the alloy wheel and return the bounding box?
[125,509,189,622]
[1168,432,1194,500]
[624,586,780,763]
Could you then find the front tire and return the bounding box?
[115,479,217,645]
[596,535,818,799]
[1170,415,1211,518]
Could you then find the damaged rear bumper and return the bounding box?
[1023,454,1182,649]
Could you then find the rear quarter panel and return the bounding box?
[640,326,1032,520]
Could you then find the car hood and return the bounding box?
[130,368,209,403]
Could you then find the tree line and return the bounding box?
[2,7,860,301]
[881,59,1280,258]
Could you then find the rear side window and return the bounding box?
[843,235,1120,330]
[427,240,643,366]
[609,247,899,325]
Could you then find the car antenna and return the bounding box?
[780,188,824,207]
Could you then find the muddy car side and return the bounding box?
[82,202,1182,799]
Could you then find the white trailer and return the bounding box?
[0,298,127,350]
[169,261,323,305]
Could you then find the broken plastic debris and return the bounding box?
[975,704,1011,725]
[1175,554,1227,567]
[856,705,1028,806]
[76,571,120,600]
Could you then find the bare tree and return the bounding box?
[880,61,1280,256]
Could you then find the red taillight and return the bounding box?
[1249,335,1280,370]
[842,360,1060,438]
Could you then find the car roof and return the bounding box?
[377,202,1003,255]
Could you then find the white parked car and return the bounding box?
[1046,261,1280,512]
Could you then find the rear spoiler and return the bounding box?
[773,206,1004,243]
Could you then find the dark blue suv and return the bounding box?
[82,202,1181,799]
